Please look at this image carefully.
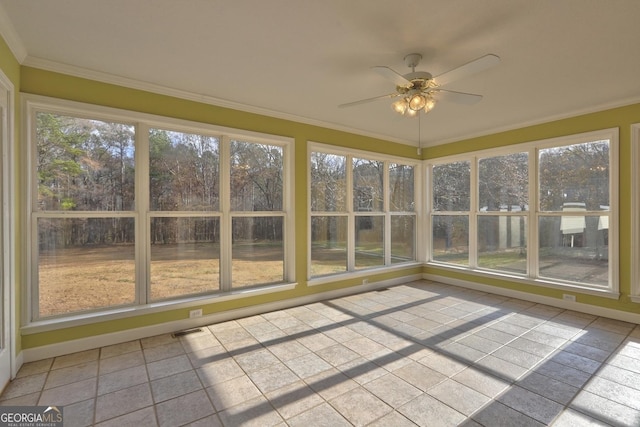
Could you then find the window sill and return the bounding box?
[307,262,422,287]
[22,282,297,335]
[425,262,619,300]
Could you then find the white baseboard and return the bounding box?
[21,274,420,364]
[424,273,640,324]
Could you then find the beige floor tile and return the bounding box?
[155,389,215,427]
[196,358,244,387]
[286,402,351,427]
[150,370,203,403]
[364,373,422,408]
[146,354,192,380]
[98,364,148,396]
[329,386,393,426]
[398,393,467,426]
[94,383,153,423]
[427,378,491,416]
[206,374,262,411]
[100,340,142,359]
[52,349,100,370]
[4,281,640,427]
[44,361,98,389]
[39,377,97,407]
[265,380,324,420]
[392,360,446,391]
[304,368,359,400]
[1,373,47,400]
[94,406,156,427]
[15,358,53,378]
[98,350,145,375]
[142,341,185,363]
[64,398,96,427]
[216,395,284,427]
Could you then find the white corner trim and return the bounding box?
[631,123,640,301]
[21,275,419,363]
[424,273,640,324]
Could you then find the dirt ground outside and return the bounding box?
[38,243,283,318]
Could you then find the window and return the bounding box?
[27,97,293,322]
[428,129,618,294]
[34,112,136,318]
[538,140,610,287]
[478,152,528,274]
[148,128,221,301]
[309,143,419,279]
[431,161,470,266]
[230,139,285,287]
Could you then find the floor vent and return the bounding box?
[171,328,203,338]
[376,288,390,292]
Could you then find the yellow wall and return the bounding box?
[11,64,640,350]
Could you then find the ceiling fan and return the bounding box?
[339,53,500,117]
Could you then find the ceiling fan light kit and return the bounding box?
[340,52,500,118]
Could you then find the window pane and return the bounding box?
[479,152,528,211]
[390,163,414,212]
[432,215,469,265]
[432,161,470,211]
[353,158,383,212]
[36,112,135,211]
[538,216,608,285]
[391,215,415,263]
[539,140,609,211]
[478,215,527,274]
[38,217,135,317]
[310,152,346,212]
[231,140,283,211]
[355,216,384,269]
[149,129,219,211]
[311,216,347,277]
[150,217,220,301]
[232,217,283,287]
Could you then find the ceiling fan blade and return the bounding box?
[433,89,483,105]
[371,66,411,87]
[338,93,399,108]
[434,54,500,87]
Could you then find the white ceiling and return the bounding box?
[2,0,640,147]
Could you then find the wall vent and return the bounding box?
[171,328,203,338]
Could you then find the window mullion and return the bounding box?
[384,161,391,265]
[469,157,478,268]
[219,135,232,290]
[347,155,355,271]
[529,147,539,279]
[27,105,38,322]
[137,123,150,305]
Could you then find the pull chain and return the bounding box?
[417,114,422,155]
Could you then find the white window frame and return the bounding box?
[23,94,295,330]
[426,128,619,297]
[0,70,16,381]
[307,142,422,285]
[631,123,640,302]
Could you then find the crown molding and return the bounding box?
[17,57,640,150]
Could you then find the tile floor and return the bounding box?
[2,280,640,426]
